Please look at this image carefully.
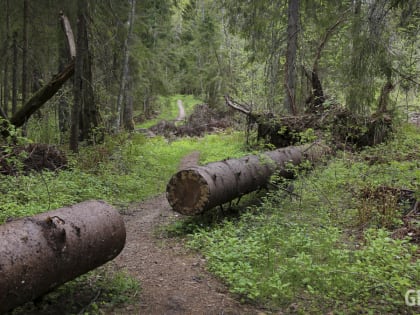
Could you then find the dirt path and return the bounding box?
[110,152,262,315]
[176,100,186,121]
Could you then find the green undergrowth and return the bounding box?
[1,129,247,313]
[137,94,202,128]
[11,268,139,315]
[185,124,420,314]
[0,130,246,223]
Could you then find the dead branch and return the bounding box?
[9,61,75,128]
[59,11,76,59]
[224,95,251,115]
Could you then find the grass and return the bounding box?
[11,268,140,315]
[184,123,420,314]
[1,105,248,313]
[2,106,419,314]
[0,130,247,224]
[137,94,202,128]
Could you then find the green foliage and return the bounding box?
[11,269,140,315]
[0,131,247,223]
[187,124,420,313]
[137,94,202,128]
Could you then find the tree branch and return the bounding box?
[59,11,76,59]
[10,61,75,128]
[224,95,251,115]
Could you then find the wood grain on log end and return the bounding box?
[166,169,210,215]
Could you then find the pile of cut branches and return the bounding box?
[148,104,231,138]
[225,96,393,149]
[0,144,68,175]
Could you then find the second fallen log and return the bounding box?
[167,143,328,215]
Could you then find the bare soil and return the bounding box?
[108,152,264,315]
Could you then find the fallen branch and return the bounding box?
[225,95,251,116]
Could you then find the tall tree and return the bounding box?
[284,0,299,115]
[57,11,75,135]
[21,0,29,109]
[71,0,100,152]
[11,31,18,115]
[2,0,10,117]
[116,0,136,131]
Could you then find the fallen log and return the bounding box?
[167,143,328,215]
[0,200,126,313]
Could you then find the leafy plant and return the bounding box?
[187,123,420,313]
[11,269,140,315]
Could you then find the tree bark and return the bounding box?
[123,71,135,131]
[3,0,10,117]
[305,12,347,112]
[9,61,75,128]
[116,0,136,131]
[167,143,328,215]
[284,0,299,115]
[58,11,75,136]
[12,31,18,115]
[22,0,29,107]
[0,200,126,313]
[71,0,100,151]
[59,11,76,59]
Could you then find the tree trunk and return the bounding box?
[284,0,299,115]
[0,200,126,313]
[22,0,29,107]
[9,61,75,128]
[3,0,10,117]
[70,5,84,152]
[12,31,18,115]
[59,11,76,59]
[167,143,328,215]
[377,81,394,113]
[71,0,100,151]
[58,11,76,135]
[345,0,362,112]
[116,0,136,131]
[123,71,135,131]
[305,12,346,112]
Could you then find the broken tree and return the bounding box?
[0,200,126,313]
[0,12,75,139]
[166,143,328,215]
[225,95,394,149]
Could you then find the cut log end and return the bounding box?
[166,169,210,215]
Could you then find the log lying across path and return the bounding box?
[0,200,126,313]
[167,143,328,215]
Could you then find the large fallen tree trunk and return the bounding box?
[0,200,126,313]
[226,95,393,149]
[167,143,328,215]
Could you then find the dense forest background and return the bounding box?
[0,1,419,314]
[0,0,419,149]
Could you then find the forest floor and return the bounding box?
[109,151,264,315]
[107,101,263,314]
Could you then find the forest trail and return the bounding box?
[176,99,186,121]
[110,152,262,314]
